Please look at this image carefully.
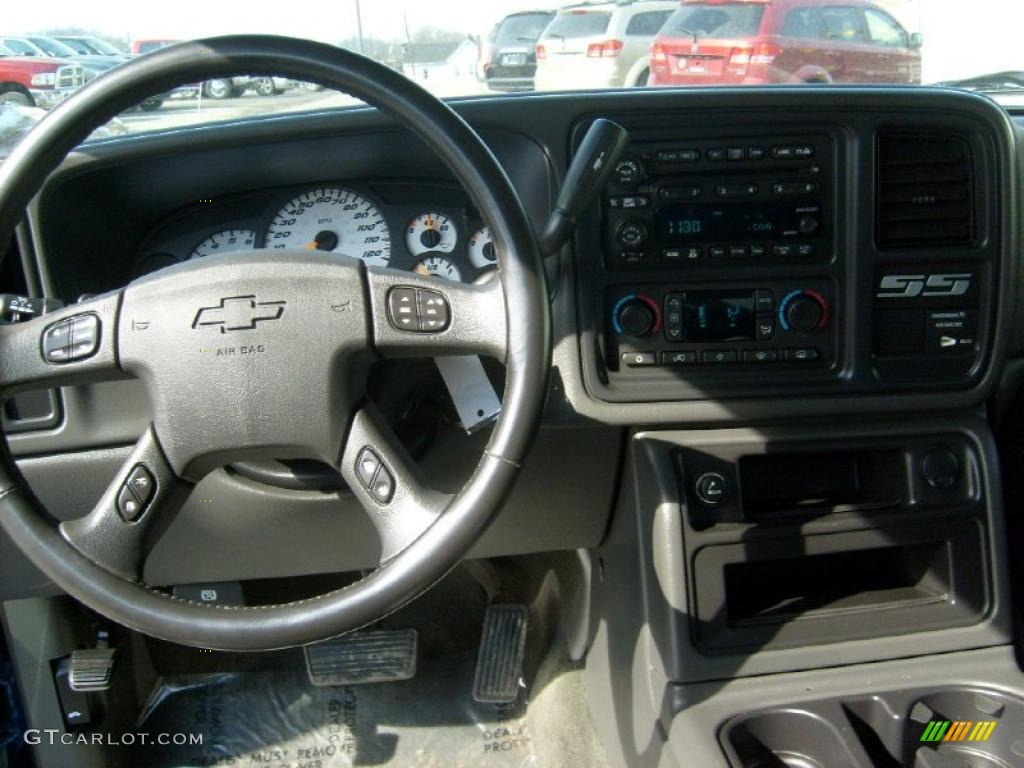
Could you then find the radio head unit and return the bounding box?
[603,135,832,268]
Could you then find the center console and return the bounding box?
[573,108,1004,406]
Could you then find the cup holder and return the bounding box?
[720,687,1024,768]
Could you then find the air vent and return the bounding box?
[876,132,974,248]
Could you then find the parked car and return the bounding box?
[52,35,129,74]
[535,0,678,90]
[650,0,922,86]
[481,9,555,91]
[54,35,128,57]
[0,46,84,108]
[0,35,120,80]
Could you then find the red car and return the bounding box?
[650,0,921,86]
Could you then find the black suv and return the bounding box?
[482,10,555,91]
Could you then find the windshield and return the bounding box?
[0,0,1020,159]
[543,11,612,40]
[664,4,765,39]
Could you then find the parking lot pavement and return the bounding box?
[117,88,362,131]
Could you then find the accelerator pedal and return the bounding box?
[473,604,529,704]
[304,629,417,687]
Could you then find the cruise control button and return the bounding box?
[785,347,820,362]
[355,448,382,488]
[41,319,72,362]
[126,465,155,506]
[117,486,142,521]
[418,289,450,332]
[370,466,395,504]
[743,349,779,363]
[387,287,418,331]
[702,350,737,364]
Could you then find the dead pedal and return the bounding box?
[304,629,417,687]
[473,604,529,704]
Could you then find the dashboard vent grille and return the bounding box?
[876,132,974,248]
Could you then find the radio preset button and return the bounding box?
[748,146,766,160]
[727,147,745,161]
[797,243,816,256]
[743,349,779,363]
[772,181,818,196]
[728,245,748,258]
[659,185,702,200]
[750,244,768,258]
[702,350,738,364]
[622,351,657,367]
[773,244,795,257]
[706,148,725,161]
[715,183,759,198]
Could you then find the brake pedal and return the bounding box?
[68,649,116,692]
[473,604,529,704]
[304,629,417,687]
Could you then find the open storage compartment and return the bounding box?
[694,518,988,652]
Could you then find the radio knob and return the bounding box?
[797,214,819,235]
[614,156,644,186]
[784,293,827,332]
[616,220,648,249]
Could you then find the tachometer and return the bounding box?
[190,229,257,259]
[265,187,391,266]
[468,226,497,269]
[413,256,462,282]
[406,212,457,256]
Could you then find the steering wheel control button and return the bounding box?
[41,313,100,363]
[387,287,418,331]
[355,448,382,488]
[68,314,100,359]
[126,465,155,506]
[418,289,450,332]
[42,319,73,362]
[694,472,731,507]
[354,447,394,505]
[117,486,142,521]
[370,466,395,504]
[387,287,451,333]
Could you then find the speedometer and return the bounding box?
[264,187,391,266]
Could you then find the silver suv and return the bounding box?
[534,0,678,90]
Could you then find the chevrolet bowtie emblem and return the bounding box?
[192,295,286,333]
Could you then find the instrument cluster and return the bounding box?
[134,181,498,285]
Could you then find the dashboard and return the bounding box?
[134,181,498,283]
[1,85,1021,594]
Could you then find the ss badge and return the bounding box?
[876,272,972,298]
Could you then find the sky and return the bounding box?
[2,0,532,43]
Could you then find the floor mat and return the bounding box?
[133,649,608,768]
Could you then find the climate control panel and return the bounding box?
[606,279,836,372]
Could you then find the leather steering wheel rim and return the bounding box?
[0,36,550,650]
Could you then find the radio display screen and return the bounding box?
[655,202,817,243]
[679,290,756,342]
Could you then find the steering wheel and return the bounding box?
[0,36,550,650]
